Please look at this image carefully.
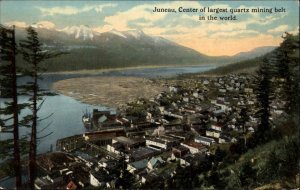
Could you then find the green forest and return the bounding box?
[163,33,300,190]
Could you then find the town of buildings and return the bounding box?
[34,73,286,189]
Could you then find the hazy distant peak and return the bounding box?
[233,46,276,59]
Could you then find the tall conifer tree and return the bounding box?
[0,25,23,189]
[19,26,62,188]
[254,59,273,144]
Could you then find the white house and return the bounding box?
[194,136,215,146]
[146,138,167,150]
[181,141,207,154]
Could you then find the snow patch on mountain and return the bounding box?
[125,29,144,39]
[59,25,94,40]
[107,29,145,39]
[108,29,127,38]
[31,21,56,30]
[31,23,46,29]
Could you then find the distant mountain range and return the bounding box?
[232,46,277,61]
[13,25,276,72]
[204,47,280,75]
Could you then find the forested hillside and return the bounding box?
[13,26,275,72]
[164,33,300,190]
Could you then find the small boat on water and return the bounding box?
[82,109,92,129]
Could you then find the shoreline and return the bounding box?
[44,64,215,75]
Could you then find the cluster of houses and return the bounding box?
[35,74,286,189]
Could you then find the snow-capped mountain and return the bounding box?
[14,25,210,71]
[59,25,94,40]
[102,29,176,47]
[106,29,145,39]
[13,24,277,72]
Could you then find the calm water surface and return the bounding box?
[0,66,215,153]
[0,66,215,188]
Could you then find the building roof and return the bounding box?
[35,177,52,189]
[195,136,215,143]
[37,152,77,173]
[66,181,77,190]
[110,142,125,150]
[90,169,113,182]
[211,122,224,127]
[129,159,148,170]
[182,141,206,150]
[74,151,95,162]
[130,147,158,161]
[146,135,179,144]
[98,115,108,123]
[113,136,138,146]
[206,129,221,133]
[148,157,164,167]
[213,109,225,115]
[172,145,189,152]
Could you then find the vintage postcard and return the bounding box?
[0,0,299,189]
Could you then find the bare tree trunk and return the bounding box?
[244,126,247,149]
[11,26,22,189]
[28,66,38,189]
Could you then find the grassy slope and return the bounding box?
[222,134,299,189]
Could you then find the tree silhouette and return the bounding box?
[254,58,273,144]
[275,33,299,120]
[19,26,63,188]
[237,107,250,149]
[0,25,23,189]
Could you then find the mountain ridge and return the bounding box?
[12,25,277,72]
